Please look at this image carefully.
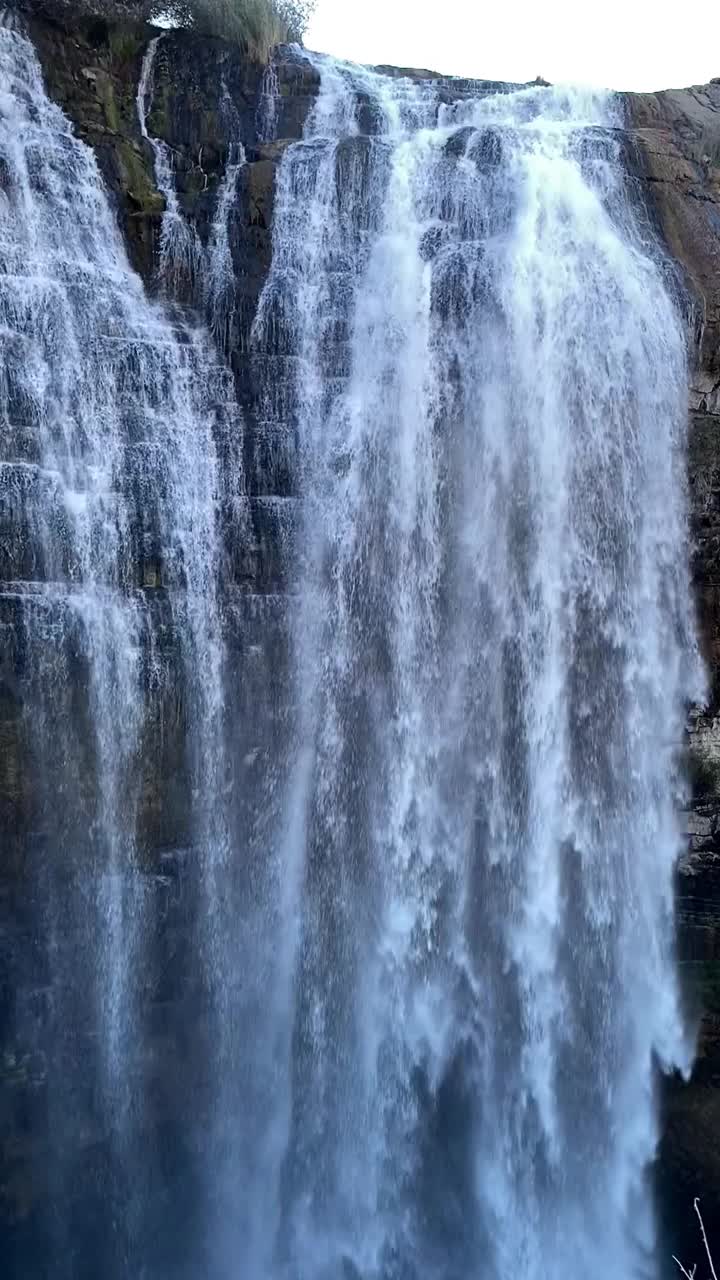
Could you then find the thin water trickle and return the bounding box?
[257,58,280,143]
[206,133,246,350]
[137,34,203,293]
[138,39,246,348]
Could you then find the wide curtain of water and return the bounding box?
[0,19,702,1280]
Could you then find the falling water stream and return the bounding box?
[251,53,703,1280]
[0,17,245,1274]
[0,18,703,1280]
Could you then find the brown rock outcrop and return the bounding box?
[628,82,720,1262]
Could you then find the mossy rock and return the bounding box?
[94,68,120,132]
[107,24,145,68]
[117,140,164,213]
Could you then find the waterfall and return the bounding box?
[1,14,704,1280]
[206,94,246,351]
[257,59,280,143]
[138,38,246,348]
[0,21,244,1274]
[137,34,202,293]
[253,54,704,1280]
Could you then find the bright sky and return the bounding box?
[305,0,719,92]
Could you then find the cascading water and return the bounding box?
[1,14,703,1280]
[206,132,246,351]
[137,33,203,293]
[0,18,246,1275]
[252,53,704,1280]
[257,59,280,143]
[137,37,246,349]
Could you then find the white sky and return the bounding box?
[305,0,719,92]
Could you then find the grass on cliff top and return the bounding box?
[159,0,315,61]
[26,0,314,63]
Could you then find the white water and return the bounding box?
[138,36,246,346]
[137,33,203,292]
[257,59,280,143]
[206,126,246,349]
[253,53,704,1280]
[0,19,241,1268]
[0,17,704,1280]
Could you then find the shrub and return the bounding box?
[160,0,316,60]
[11,0,315,61]
[11,0,155,20]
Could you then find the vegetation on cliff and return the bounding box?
[170,0,314,53]
[16,0,316,61]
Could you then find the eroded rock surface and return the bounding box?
[627,82,720,1262]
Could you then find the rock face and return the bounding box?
[23,13,318,321]
[2,3,720,1268]
[624,83,720,1264]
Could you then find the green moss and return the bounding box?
[107,24,144,67]
[97,73,120,132]
[117,140,164,212]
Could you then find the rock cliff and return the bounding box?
[2,3,720,1267]
[625,81,720,1261]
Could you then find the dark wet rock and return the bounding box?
[629,80,720,1263]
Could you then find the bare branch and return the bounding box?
[694,1198,718,1280]
[672,1257,697,1280]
